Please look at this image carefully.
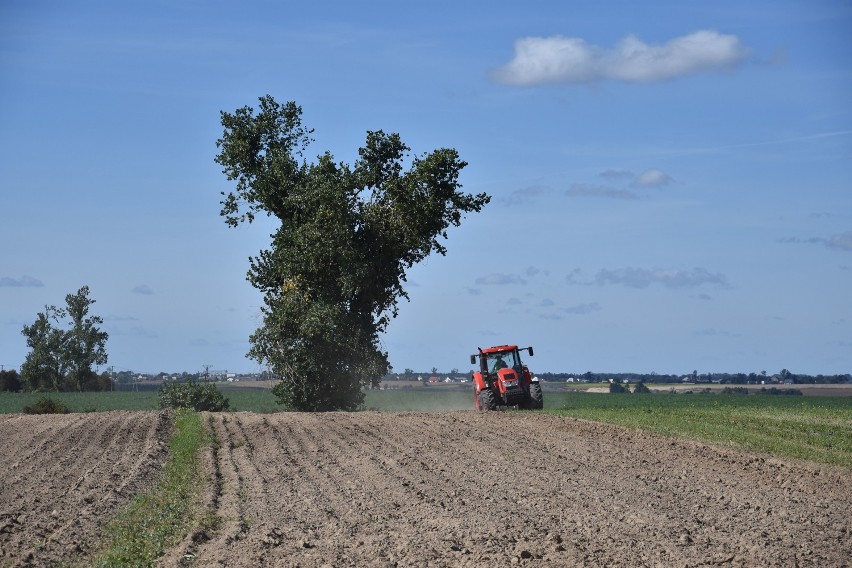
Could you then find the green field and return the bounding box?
[3,386,850,468]
[0,388,283,414]
[549,392,852,469]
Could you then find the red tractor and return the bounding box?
[470,345,542,411]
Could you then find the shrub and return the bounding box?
[760,387,803,396]
[158,380,231,412]
[609,382,629,394]
[23,396,70,414]
[722,387,750,395]
[633,381,651,394]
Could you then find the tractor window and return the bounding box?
[488,351,520,373]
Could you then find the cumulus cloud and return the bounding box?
[594,267,729,289]
[504,185,552,205]
[494,30,746,86]
[599,169,634,180]
[826,231,852,252]
[633,169,674,188]
[475,273,527,286]
[565,183,638,200]
[132,284,155,295]
[567,267,728,289]
[0,275,44,287]
[694,328,741,337]
[564,302,602,315]
[778,231,852,252]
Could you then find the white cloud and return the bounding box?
[504,185,552,205]
[633,169,673,188]
[826,231,852,252]
[778,231,852,252]
[0,275,43,287]
[592,267,729,289]
[475,274,527,285]
[564,302,602,315]
[494,30,746,86]
[132,284,155,295]
[565,183,638,200]
[599,169,634,180]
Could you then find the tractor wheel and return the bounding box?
[477,388,497,411]
[529,383,544,409]
[473,386,480,410]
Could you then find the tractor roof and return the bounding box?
[480,345,518,355]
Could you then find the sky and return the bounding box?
[1,1,850,376]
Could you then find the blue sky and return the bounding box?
[1,1,850,376]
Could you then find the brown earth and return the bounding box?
[1,411,850,567]
[176,412,851,567]
[0,411,171,567]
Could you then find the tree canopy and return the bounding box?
[20,286,109,392]
[216,96,489,411]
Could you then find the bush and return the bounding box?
[759,387,803,396]
[609,382,629,394]
[633,381,651,394]
[158,380,231,411]
[722,387,750,395]
[23,396,70,414]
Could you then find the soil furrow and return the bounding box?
[186,411,852,567]
[0,411,172,568]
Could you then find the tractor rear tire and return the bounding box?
[477,388,497,411]
[529,383,544,409]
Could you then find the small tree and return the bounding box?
[20,286,109,392]
[158,379,231,412]
[216,96,489,411]
[633,381,651,394]
[609,381,629,394]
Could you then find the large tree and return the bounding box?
[20,286,109,392]
[216,96,489,411]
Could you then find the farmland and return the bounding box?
[1,386,850,566]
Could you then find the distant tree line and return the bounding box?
[384,369,851,384]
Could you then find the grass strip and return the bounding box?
[548,393,852,469]
[93,409,209,567]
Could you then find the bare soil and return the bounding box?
[178,411,850,567]
[0,411,171,567]
[1,410,850,567]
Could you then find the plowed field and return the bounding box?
[178,412,850,567]
[0,411,171,567]
[1,411,850,567]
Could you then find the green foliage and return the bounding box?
[632,381,651,394]
[0,392,159,413]
[609,381,629,394]
[95,409,209,566]
[158,380,231,412]
[23,396,70,414]
[0,370,22,392]
[760,387,803,396]
[216,96,489,411]
[20,286,109,392]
